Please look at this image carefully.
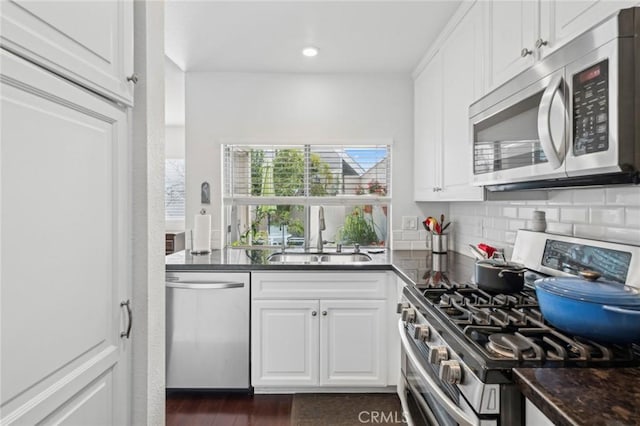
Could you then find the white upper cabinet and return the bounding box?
[0,0,134,105]
[539,1,638,58]
[484,0,538,90]
[414,2,484,202]
[440,4,485,201]
[414,53,443,201]
[485,0,636,91]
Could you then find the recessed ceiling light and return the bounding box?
[302,46,319,57]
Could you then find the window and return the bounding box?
[165,159,185,221]
[223,144,390,248]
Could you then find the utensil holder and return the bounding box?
[432,233,448,253]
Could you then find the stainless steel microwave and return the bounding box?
[469,7,639,191]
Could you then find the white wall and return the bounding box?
[185,71,422,248]
[451,186,640,258]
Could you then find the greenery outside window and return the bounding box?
[223,144,391,249]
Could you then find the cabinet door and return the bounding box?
[319,300,387,386]
[252,300,320,386]
[539,0,635,58]
[485,0,538,90]
[440,4,485,201]
[0,0,134,105]
[1,50,130,425]
[414,52,443,201]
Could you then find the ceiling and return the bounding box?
[165,1,462,73]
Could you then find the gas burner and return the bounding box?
[486,333,536,359]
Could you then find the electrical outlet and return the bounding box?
[402,216,418,230]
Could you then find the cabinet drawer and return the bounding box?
[252,272,388,299]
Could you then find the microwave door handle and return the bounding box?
[537,74,566,169]
[398,320,479,426]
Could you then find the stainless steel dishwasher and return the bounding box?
[166,271,250,390]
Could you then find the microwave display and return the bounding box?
[572,60,609,156]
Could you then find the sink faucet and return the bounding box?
[280,222,287,253]
[317,206,326,252]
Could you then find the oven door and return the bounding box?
[398,320,487,426]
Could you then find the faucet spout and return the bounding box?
[317,206,326,252]
[280,222,287,253]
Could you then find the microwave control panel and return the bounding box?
[572,59,609,156]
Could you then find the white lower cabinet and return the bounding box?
[320,299,387,386]
[252,299,320,386]
[251,272,390,389]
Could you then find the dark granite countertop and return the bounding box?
[514,367,640,426]
[166,248,475,287]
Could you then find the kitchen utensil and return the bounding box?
[469,244,488,260]
[535,275,640,343]
[425,217,437,233]
[474,259,527,293]
[477,243,497,258]
[441,222,451,233]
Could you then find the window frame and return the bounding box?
[222,139,392,249]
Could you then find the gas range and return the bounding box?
[398,231,640,426]
[405,280,640,375]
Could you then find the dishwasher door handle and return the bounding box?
[166,281,245,290]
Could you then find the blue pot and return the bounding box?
[535,277,640,344]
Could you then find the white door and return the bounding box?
[1,50,130,425]
[440,4,485,201]
[0,0,134,105]
[320,299,387,386]
[486,0,538,89]
[539,1,635,58]
[414,52,443,201]
[251,300,320,386]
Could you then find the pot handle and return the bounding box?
[498,268,527,278]
[603,305,640,315]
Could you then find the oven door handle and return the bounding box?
[398,319,479,426]
[537,73,567,170]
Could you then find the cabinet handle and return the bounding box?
[322,311,328,316]
[120,300,132,339]
[312,311,317,316]
[535,38,548,49]
[521,48,533,57]
[126,74,139,84]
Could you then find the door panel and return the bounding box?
[414,53,443,201]
[40,373,114,426]
[540,1,633,57]
[320,300,386,386]
[251,300,319,386]
[487,0,537,89]
[0,0,134,105]
[1,50,129,425]
[441,5,485,201]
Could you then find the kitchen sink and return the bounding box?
[266,252,372,264]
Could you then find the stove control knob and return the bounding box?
[396,302,409,314]
[413,325,430,342]
[401,308,416,323]
[428,346,449,364]
[439,360,463,384]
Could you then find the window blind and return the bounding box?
[223,144,391,202]
[165,159,185,219]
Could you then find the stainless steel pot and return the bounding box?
[475,259,527,293]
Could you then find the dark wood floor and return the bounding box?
[166,393,292,426]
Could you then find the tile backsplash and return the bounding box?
[449,186,640,258]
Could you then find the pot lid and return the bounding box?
[535,276,640,306]
[476,259,525,270]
